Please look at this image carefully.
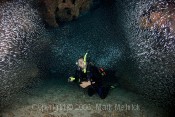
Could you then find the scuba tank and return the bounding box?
[99,68,106,76]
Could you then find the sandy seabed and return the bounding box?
[1,81,168,117]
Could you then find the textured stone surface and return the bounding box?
[39,0,92,27]
[140,1,175,33]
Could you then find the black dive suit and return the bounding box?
[73,63,109,99]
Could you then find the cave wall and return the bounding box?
[39,0,92,27]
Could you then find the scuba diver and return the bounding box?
[68,53,112,99]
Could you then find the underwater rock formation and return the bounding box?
[40,0,92,27]
[140,1,175,33]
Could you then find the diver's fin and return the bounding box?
[110,84,118,89]
[110,85,115,89]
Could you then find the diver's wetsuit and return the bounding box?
[73,63,110,99]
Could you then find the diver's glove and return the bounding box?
[68,76,75,82]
